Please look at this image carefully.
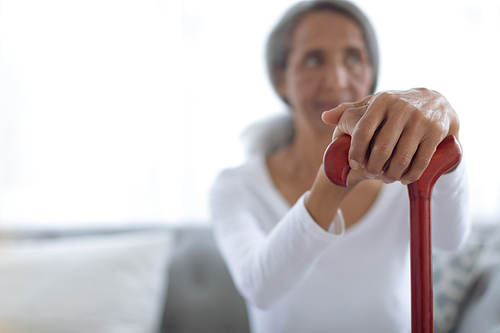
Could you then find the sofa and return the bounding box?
[0,222,498,333]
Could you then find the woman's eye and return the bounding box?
[304,56,321,68]
[345,55,361,67]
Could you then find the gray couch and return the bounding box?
[161,227,249,333]
[0,223,498,333]
[160,224,500,333]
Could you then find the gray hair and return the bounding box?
[266,0,379,104]
[243,1,380,156]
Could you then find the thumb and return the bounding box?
[332,127,345,141]
[321,96,372,125]
[332,105,367,140]
[322,105,348,125]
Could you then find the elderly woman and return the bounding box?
[210,1,470,332]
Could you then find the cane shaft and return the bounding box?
[409,198,433,333]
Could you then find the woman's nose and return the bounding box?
[324,64,349,90]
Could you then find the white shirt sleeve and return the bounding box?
[209,170,342,309]
[430,159,471,251]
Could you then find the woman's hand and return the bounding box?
[321,88,460,185]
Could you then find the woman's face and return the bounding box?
[278,10,373,134]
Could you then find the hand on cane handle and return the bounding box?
[323,134,461,188]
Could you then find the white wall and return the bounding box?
[0,0,498,227]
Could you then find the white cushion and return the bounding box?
[0,230,173,333]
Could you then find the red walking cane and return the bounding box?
[323,134,461,333]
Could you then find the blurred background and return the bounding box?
[0,0,498,228]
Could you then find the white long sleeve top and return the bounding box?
[209,154,470,333]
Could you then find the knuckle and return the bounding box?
[338,117,349,131]
[345,107,363,118]
[413,155,432,171]
[393,150,413,169]
[371,142,393,160]
[377,91,393,103]
[433,122,448,135]
[353,121,372,141]
[415,87,429,93]
[408,109,430,128]
[399,104,415,120]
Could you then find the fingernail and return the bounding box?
[401,179,412,185]
[366,172,377,179]
[350,159,359,170]
[382,176,394,184]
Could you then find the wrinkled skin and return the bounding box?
[321,88,460,185]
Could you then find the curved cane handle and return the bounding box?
[323,134,461,189]
[407,136,462,200]
[323,134,351,187]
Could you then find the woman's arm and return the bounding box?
[431,160,471,250]
[209,169,346,309]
